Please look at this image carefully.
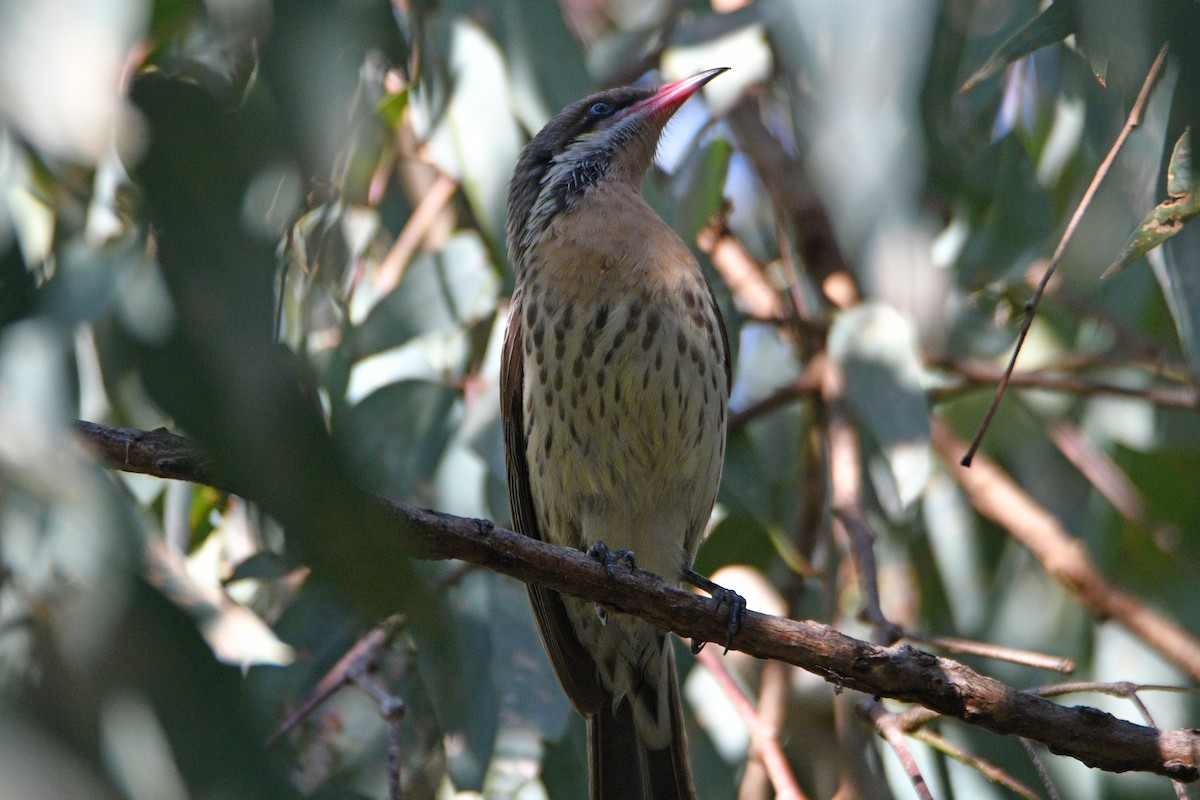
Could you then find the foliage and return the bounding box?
[1,1,1199,799]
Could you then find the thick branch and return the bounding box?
[74,421,1200,782]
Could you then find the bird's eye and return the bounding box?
[588,101,614,117]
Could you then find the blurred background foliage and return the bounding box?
[1,0,1199,798]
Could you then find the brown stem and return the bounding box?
[74,420,1200,782]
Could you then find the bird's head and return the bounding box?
[507,67,728,266]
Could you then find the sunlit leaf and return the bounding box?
[1103,129,1199,278]
[828,304,931,510]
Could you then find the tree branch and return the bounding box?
[73,420,1200,782]
[932,418,1200,684]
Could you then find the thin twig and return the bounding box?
[860,700,936,800]
[904,631,1075,673]
[1021,738,1062,800]
[266,615,405,748]
[737,659,794,800]
[912,727,1040,800]
[694,648,807,800]
[375,171,458,294]
[821,357,902,643]
[932,358,1198,409]
[348,666,407,800]
[960,43,1170,467]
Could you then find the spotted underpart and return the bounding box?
[516,177,729,748]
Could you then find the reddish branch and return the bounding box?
[932,419,1200,683]
[73,420,1200,781]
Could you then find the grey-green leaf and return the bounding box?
[828,304,931,510]
[1103,129,1199,279]
[962,0,1077,92]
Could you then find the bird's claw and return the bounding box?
[587,540,637,572]
[684,569,746,654]
[587,540,636,625]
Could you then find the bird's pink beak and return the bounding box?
[628,67,729,117]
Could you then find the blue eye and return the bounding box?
[588,101,614,117]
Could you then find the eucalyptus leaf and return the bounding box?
[1103,129,1199,278]
[962,0,1077,92]
[410,17,522,251]
[828,304,931,509]
[410,568,497,791]
[352,231,499,359]
[1155,221,1200,379]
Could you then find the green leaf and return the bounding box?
[674,138,732,244]
[411,568,497,790]
[376,88,409,128]
[961,0,1077,92]
[1103,129,1199,278]
[828,304,931,511]
[1167,127,1196,197]
[411,17,522,252]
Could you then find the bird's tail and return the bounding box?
[587,646,697,800]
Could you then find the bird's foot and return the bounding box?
[587,540,636,624]
[684,569,746,655]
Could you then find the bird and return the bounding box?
[501,67,734,800]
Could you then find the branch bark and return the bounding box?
[73,420,1200,782]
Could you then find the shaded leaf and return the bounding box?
[1156,219,1200,379]
[673,138,732,244]
[962,0,1077,92]
[411,569,497,790]
[410,17,522,252]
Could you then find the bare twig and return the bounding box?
[932,418,1200,683]
[932,358,1199,409]
[348,666,407,800]
[266,615,405,748]
[375,171,458,294]
[73,420,1200,781]
[1021,738,1062,800]
[729,367,823,432]
[904,631,1075,674]
[820,357,902,643]
[1044,417,1151,526]
[695,648,807,800]
[737,659,794,800]
[860,700,936,800]
[913,727,1040,800]
[697,219,786,321]
[960,43,1170,466]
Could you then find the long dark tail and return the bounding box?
[587,651,697,800]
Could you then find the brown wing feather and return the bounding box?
[705,280,733,397]
[501,289,604,715]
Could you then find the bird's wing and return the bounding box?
[706,280,733,398]
[501,289,604,716]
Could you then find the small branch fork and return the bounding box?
[959,43,1170,466]
[73,421,1200,783]
[266,615,408,800]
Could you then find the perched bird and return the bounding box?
[501,68,734,800]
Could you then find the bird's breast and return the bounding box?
[516,198,728,561]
